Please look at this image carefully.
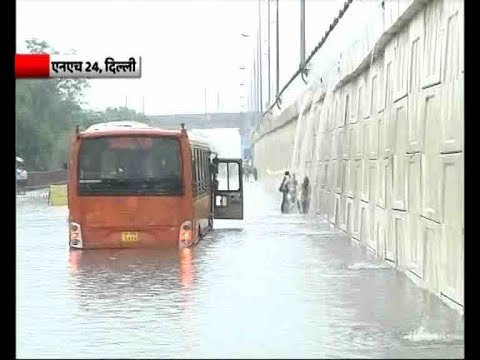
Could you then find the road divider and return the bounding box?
[48,184,68,206]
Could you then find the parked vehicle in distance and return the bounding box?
[16,156,28,194]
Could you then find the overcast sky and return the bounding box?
[17,0,343,115]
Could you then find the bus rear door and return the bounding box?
[214,159,243,219]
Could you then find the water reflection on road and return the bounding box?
[16,182,464,358]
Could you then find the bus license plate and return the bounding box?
[121,232,138,243]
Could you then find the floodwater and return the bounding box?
[16,183,464,358]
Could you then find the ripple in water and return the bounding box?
[404,326,464,343]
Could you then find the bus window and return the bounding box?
[193,148,209,196]
[78,136,183,195]
[191,150,195,194]
[100,151,117,178]
[216,162,240,191]
[213,158,243,219]
[228,162,240,191]
[199,150,203,192]
[199,149,204,193]
[203,151,209,189]
[194,148,200,195]
[217,162,228,191]
[204,151,208,188]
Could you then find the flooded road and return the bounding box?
[16,183,464,358]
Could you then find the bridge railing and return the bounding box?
[25,170,68,190]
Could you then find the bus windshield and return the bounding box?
[78,136,183,195]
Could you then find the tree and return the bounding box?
[25,38,90,102]
[16,39,150,170]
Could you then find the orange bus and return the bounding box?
[67,121,243,249]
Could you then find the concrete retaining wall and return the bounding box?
[252,0,464,309]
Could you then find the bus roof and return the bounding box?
[81,121,182,138]
[80,121,212,149]
[84,121,152,132]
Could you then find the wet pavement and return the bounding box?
[16,182,464,358]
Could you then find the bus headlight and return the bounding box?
[179,220,193,247]
[69,221,83,248]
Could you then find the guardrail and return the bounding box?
[25,169,68,190]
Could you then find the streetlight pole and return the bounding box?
[239,34,251,115]
[251,57,255,126]
[300,0,305,69]
[258,0,263,115]
[242,21,260,162]
[253,55,257,116]
[204,88,207,122]
[267,0,271,107]
[276,0,280,99]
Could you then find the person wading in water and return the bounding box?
[279,171,290,213]
[287,173,302,213]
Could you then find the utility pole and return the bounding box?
[251,57,256,126]
[142,96,145,114]
[300,0,306,69]
[252,57,256,116]
[276,0,280,99]
[267,0,271,106]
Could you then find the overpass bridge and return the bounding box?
[148,112,255,159]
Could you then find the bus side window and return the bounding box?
[205,151,209,189]
[199,150,202,194]
[194,148,198,196]
[203,151,208,190]
[203,150,207,193]
[191,150,195,196]
[199,149,203,194]
[228,162,240,190]
[199,149,203,193]
[195,148,201,196]
[192,156,196,196]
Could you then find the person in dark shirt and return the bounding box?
[16,166,28,194]
[279,171,290,213]
[243,164,250,182]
